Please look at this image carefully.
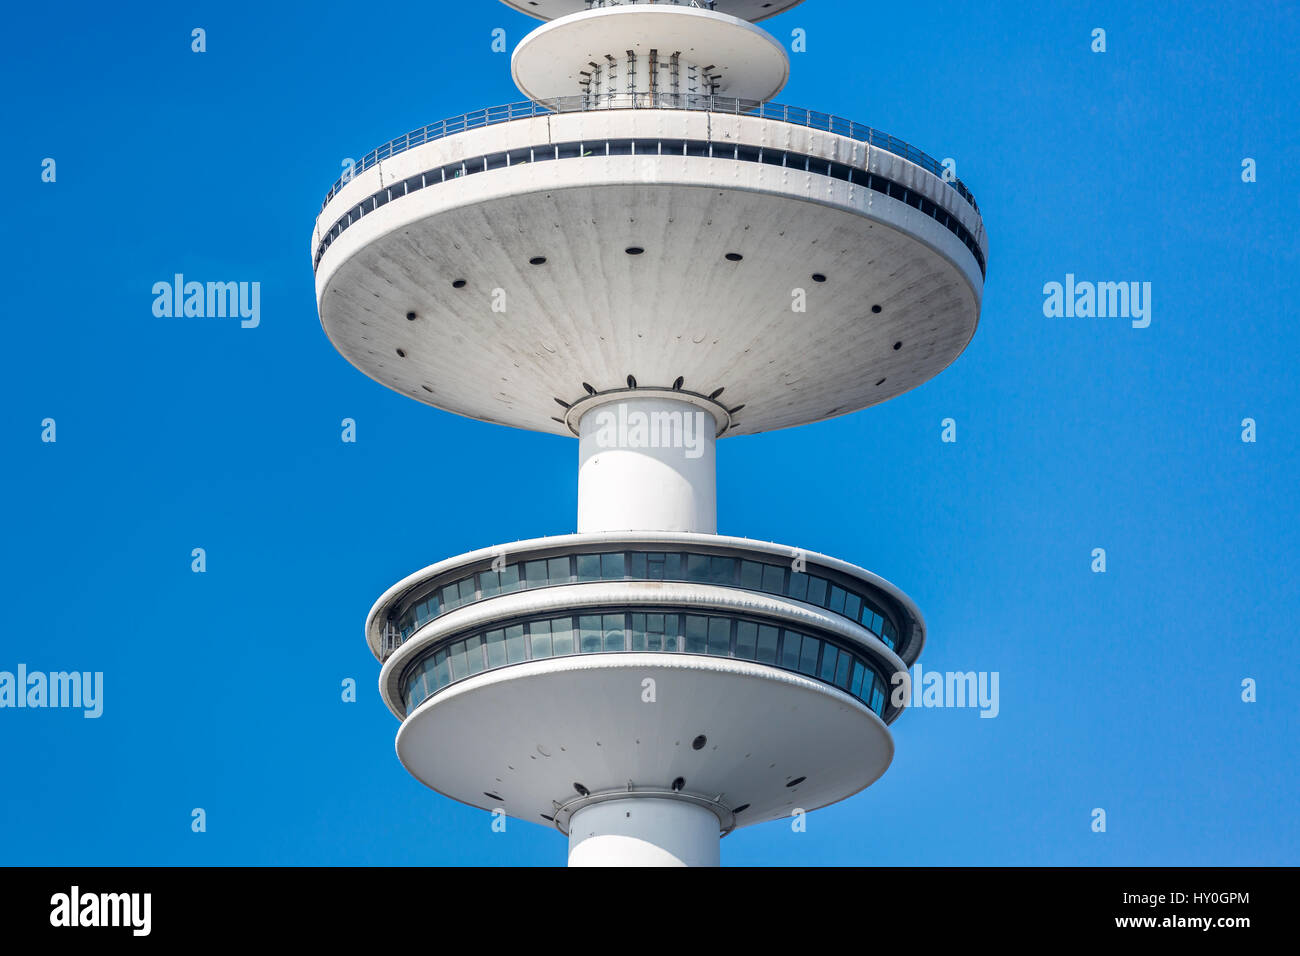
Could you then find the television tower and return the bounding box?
[312,0,985,865]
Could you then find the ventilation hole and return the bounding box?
[452,279,467,289]
[529,256,547,265]
[875,378,886,387]
[626,374,637,388]
[582,382,597,395]
[540,813,554,821]
[811,273,827,283]
[691,735,707,751]
[730,404,746,414]
[871,304,883,314]
[405,311,417,321]
[554,397,571,408]
[893,341,902,350]
[733,803,750,814]
[671,777,686,792]
[625,246,644,255]
[395,348,406,358]
[421,385,433,394]
[785,776,806,788]
[573,782,589,796]
[709,387,725,400]
[724,252,744,262]
[672,376,684,390]
[551,417,565,424]
[484,792,502,801]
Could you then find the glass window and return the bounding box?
[881,620,897,650]
[709,556,736,585]
[629,613,647,651]
[787,571,809,600]
[643,613,664,651]
[500,564,522,594]
[735,621,758,659]
[871,682,885,715]
[835,652,852,690]
[851,660,865,697]
[828,585,847,615]
[819,644,838,683]
[506,625,527,664]
[806,576,828,606]
[440,582,460,611]
[629,552,647,579]
[608,139,633,156]
[506,147,531,166]
[448,640,467,680]
[579,615,602,653]
[685,553,710,583]
[407,669,427,707]
[524,559,547,587]
[756,625,779,664]
[663,553,683,579]
[548,556,570,584]
[707,617,731,656]
[662,614,680,652]
[761,564,785,594]
[478,570,499,599]
[529,620,552,659]
[603,613,625,652]
[739,560,764,590]
[485,629,507,668]
[799,636,821,676]
[464,635,485,674]
[844,592,862,621]
[551,618,575,656]
[684,615,708,654]
[864,608,882,634]
[645,552,665,580]
[577,554,601,582]
[601,552,625,580]
[457,576,477,604]
[780,631,802,671]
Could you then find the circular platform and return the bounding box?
[315,113,984,438]
[498,0,807,23]
[395,653,893,831]
[511,6,790,104]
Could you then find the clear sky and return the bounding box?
[2,0,1297,865]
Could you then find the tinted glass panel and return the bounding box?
[707,617,731,656]
[756,625,779,664]
[799,637,820,676]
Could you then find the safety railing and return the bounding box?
[319,93,980,216]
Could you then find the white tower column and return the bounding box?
[577,396,718,534]
[567,797,721,867]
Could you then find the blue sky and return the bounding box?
[2,0,1297,865]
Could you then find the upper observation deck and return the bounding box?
[311,95,987,438]
[499,0,807,23]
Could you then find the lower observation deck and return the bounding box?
[313,96,986,438]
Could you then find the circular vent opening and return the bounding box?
[785,776,806,788]
[691,735,707,751]
[671,777,686,792]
